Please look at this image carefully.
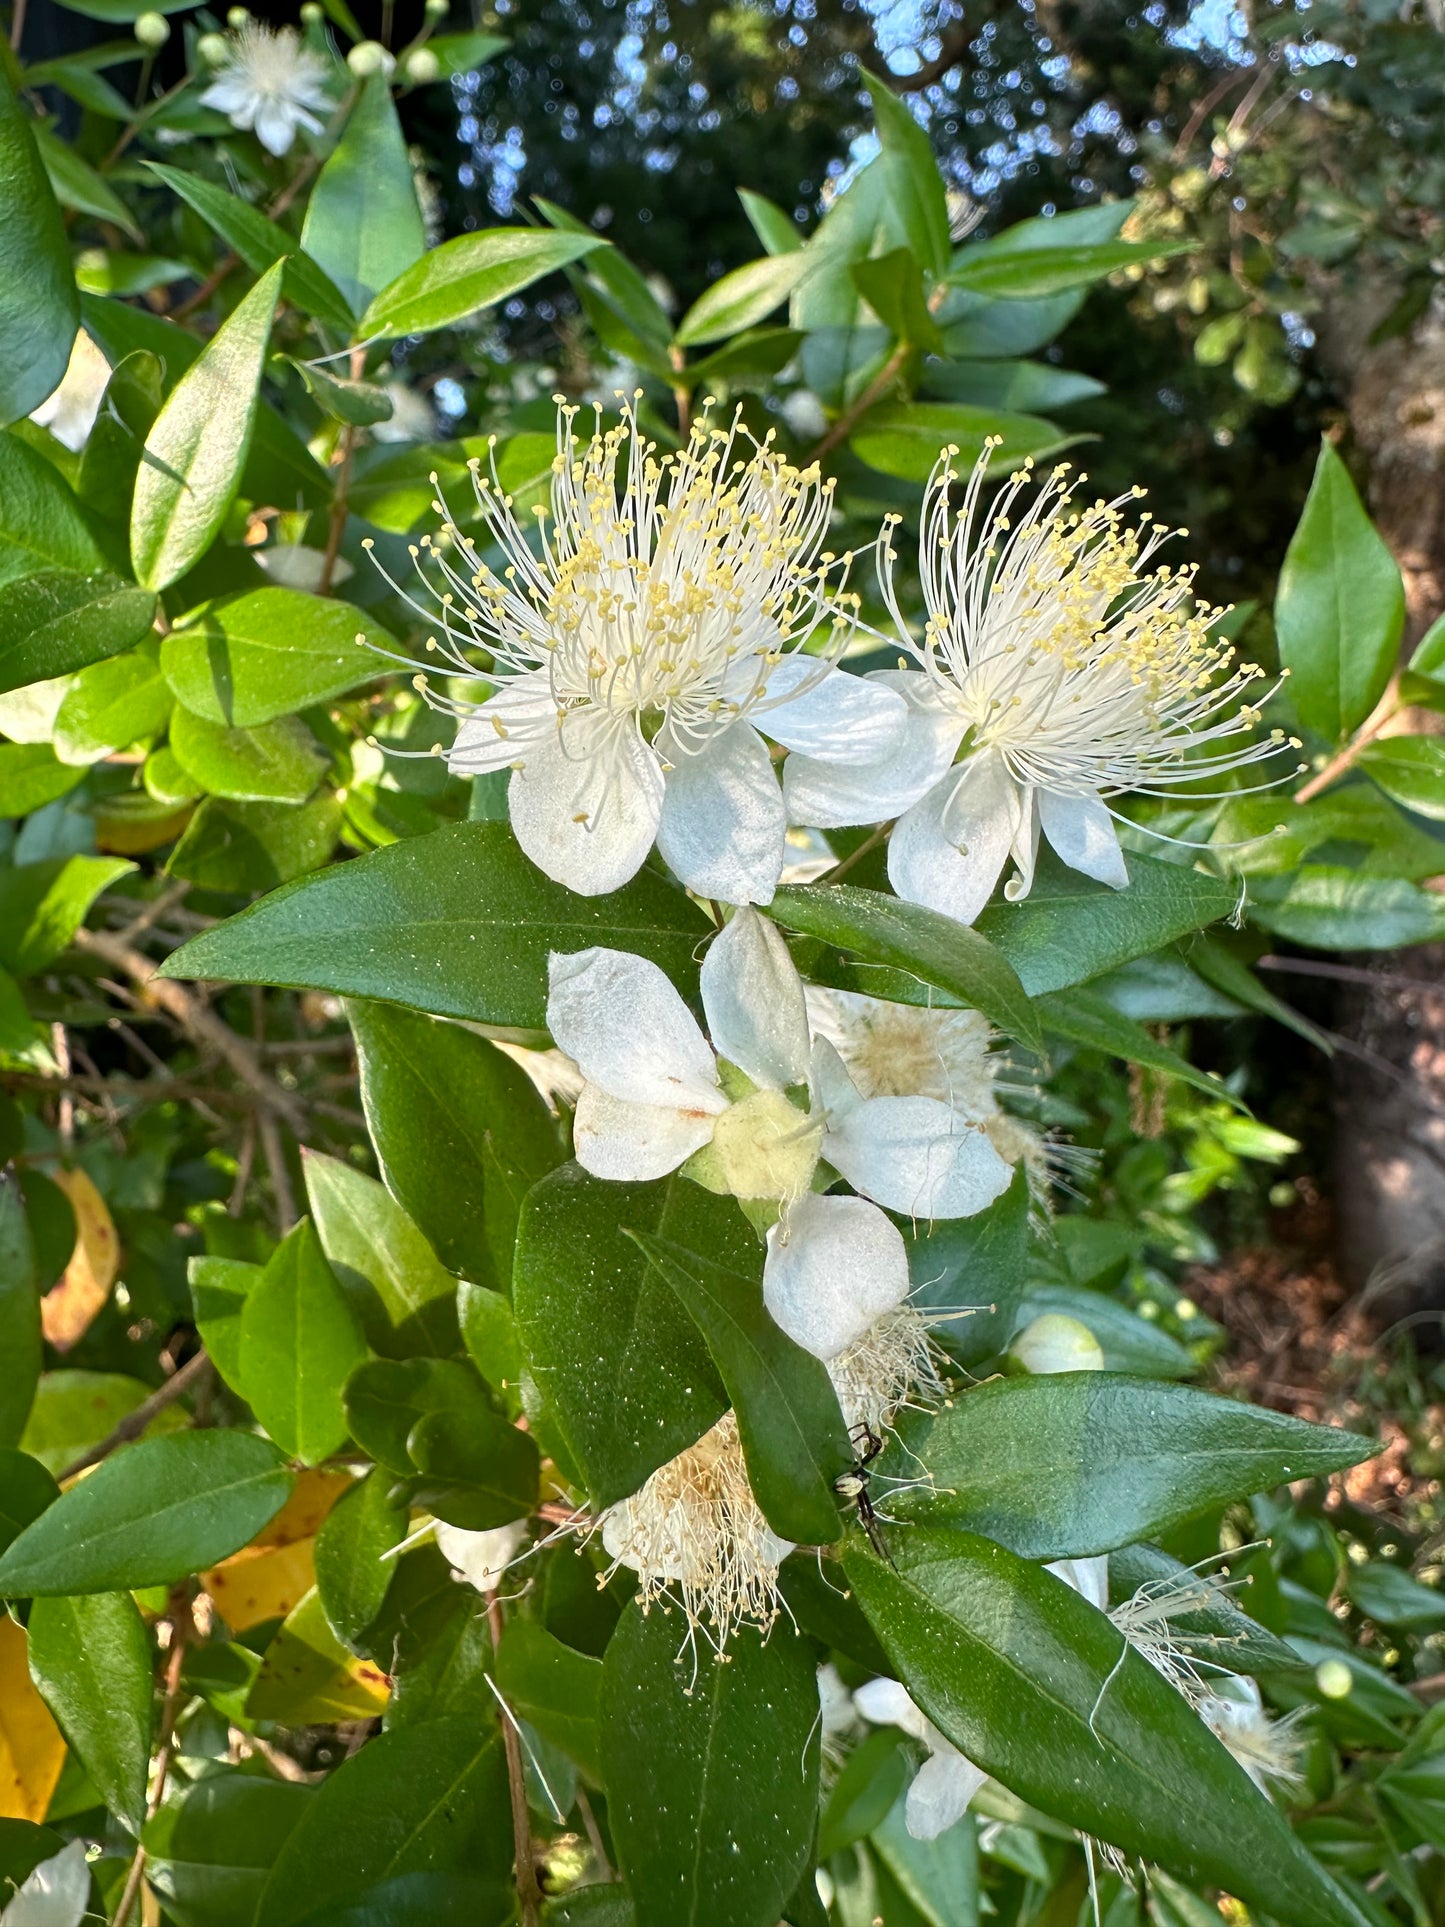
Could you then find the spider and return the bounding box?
[834,1422,893,1564]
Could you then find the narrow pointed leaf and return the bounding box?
[239,1218,369,1465]
[0,69,79,426]
[300,75,425,317]
[360,229,605,340]
[27,1590,152,1830]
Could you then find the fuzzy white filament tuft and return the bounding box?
[389,398,906,901]
[598,1412,794,1650]
[199,23,331,156]
[785,442,1294,925]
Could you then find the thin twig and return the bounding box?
[9,0,25,52]
[806,341,909,464]
[113,881,192,946]
[487,1590,542,1927]
[818,820,893,885]
[1257,955,1445,999]
[1294,674,1400,804]
[113,1608,191,1927]
[59,1350,212,1483]
[258,1111,298,1233]
[575,1787,614,1879]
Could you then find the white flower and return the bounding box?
[29,330,110,452]
[545,910,1013,1362]
[434,1519,528,1592]
[1196,1675,1303,1793]
[404,400,906,902]
[256,542,352,592]
[785,443,1289,926]
[371,380,436,444]
[200,23,331,156]
[0,1839,90,1927]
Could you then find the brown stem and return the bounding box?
[818,821,893,885]
[10,0,26,52]
[113,1611,191,1927]
[319,344,366,595]
[806,341,909,465]
[575,1787,613,1880]
[1293,674,1400,804]
[169,256,239,322]
[669,346,691,438]
[487,1590,541,1927]
[59,1351,212,1482]
[258,1111,298,1233]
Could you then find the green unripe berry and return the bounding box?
[347,38,394,76]
[1315,1658,1353,1701]
[196,29,229,62]
[1011,1312,1105,1376]
[404,46,441,81]
[300,1,324,19]
[134,10,170,47]
[226,6,249,27]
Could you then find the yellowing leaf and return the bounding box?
[247,1588,390,1723]
[252,1468,352,1547]
[201,1467,352,1633]
[41,1168,119,1351]
[0,1617,66,1822]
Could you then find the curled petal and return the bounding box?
[888,751,1020,926]
[757,658,909,765]
[547,947,723,1111]
[905,1749,987,1841]
[447,671,557,777]
[655,721,786,906]
[784,672,965,828]
[1038,785,1129,890]
[763,1192,909,1360]
[700,906,810,1092]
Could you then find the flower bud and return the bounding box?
[196,29,229,62]
[1315,1658,1353,1701]
[1011,1312,1104,1376]
[403,45,441,81]
[347,38,395,76]
[300,1,323,18]
[134,10,170,47]
[226,6,249,26]
[425,0,449,15]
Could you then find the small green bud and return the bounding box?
[197,29,229,62]
[300,1,324,18]
[403,45,441,81]
[425,0,449,15]
[1011,1313,1104,1376]
[134,9,170,46]
[226,5,249,26]
[347,38,395,76]
[1315,1658,1353,1701]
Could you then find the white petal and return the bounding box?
[1038,786,1129,890]
[1045,1553,1109,1613]
[784,672,965,828]
[655,722,785,907]
[573,1083,717,1181]
[2,1840,91,1927]
[700,907,810,1091]
[253,97,298,155]
[757,658,909,765]
[763,1192,909,1360]
[887,752,1020,926]
[853,1676,929,1740]
[436,1519,527,1593]
[199,75,252,114]
[447,672,556,777]
[509,708,664,897]
[905,1751,987,1840]
[546,948,723,1111]
[808,1033,862,1123]
[826,1095,1013,1219]
[1003,787,1040,902]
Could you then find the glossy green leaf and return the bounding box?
[738,187,803,254]
[167,792,343,894]
[776,1555,891,1673]
[674,251,815,348]
[130,261,284,591]
[867,80,951,280]
[149,1774,315,1927]
[1357,736,1445,821]
[628,1225,851,1545]
[817,1728,912,1860]
[52,644,170,767]
[343,1357,476,1475]
[349,998,562,1291]
[303,1150,460,1358]
[361,226,606,340]
[143,164,355,335]
[160,586,383,728]
[188,1255,261,1397]
[34,123,142,241]
[1248,867,1445,950]
[458,1282,522,1407]
[906,1163,1031,1368]
[0,431,111,583]
[290,1875,514,1927]
[239,1218,368,1465]
[768,882,1042,1051]
[169,705,326,804]
[602,1606,820,1927]
[947,235,1190,296]
[922,356,1105,411]
[889,1373,1374,1556]
[844,1531,1364,1927]
[288,358,396,427]
[1036,985,1242,1107]
[407,1380,540,1531]
[0,69,79,426]
[0,569,156,697]
[27,1590,152,1830]
[0,1450,59,1559]
[514,1165,731,1507]
[0,853,134,976]
[1276,439,1405,743]
[850,403,1072,484]
[0,743,80,820]
[0,1172,41,1449]
[313,1467,407,1651]
[254,1718,510,1927]
[301,76,426,317]
[975,849,1237,996]
[851,248,943,352]
[423,31,509,75]
[377,1544,494,1730]
[159,820,707,1030]
[0,1431,294,1595]
[495,1619,604,1780]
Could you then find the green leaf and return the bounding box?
[160,584,382,727]
[239,1218,368,1465]
[343,1357,472,1475]
[495,1619,603,1780]
[738,187,803,255]
[167,792,343,894]
[246,1586,390,1723]
[361,227,607,340]
[536,199,673,352]
[849,403,1074,485]
[1276,440,1405,743]
[254,1718,510,1927]
[0,431,111,584]
[349,999,563,1291]
[52,643,170,767]
[423,31,509,76]
[376,1544,494,1729]
[1035,985,1242,1107]
[130,261,284,592]
[946,235,1191,297]
[34,123,142,243]
[407,1382,540,1530]
[19,1370,172,1476]
[628,1225,851,1545]
[304,1150,460,1358]
[817,1728,912,1860]
[0,1450,58,1558]
[0,69,79,427]
[0,1432,294,1595]
[1357,735,1445,821]
[514,1166,731,1507]
[673,252,815,348]
[458,1282,522,1406]
[906,1163,1030,1368]
[1249,867,1445,950]
[0,1171,41,1449]
[602,1607,820,1927]
[284,1876,514,1927]
[301,76,427,318]
[27,1590,152,1830]
[287,358,396,427]
[844,1531,1364,1927]
[149,1775,314,1927]
[158,820,707,1030]
[767,882,1042,1051]
[850,248,943,352]
[1107,1542,1303,1677]
[313,1467,407,1651]
[143,164,355,336]
[975,849,1237,996]
[169,707,326,803]
[889,1373,1374,1557]
[0,569,156,695]
[188,1255,261,1397]
[866,80,951,280]
[0,854,134,976]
